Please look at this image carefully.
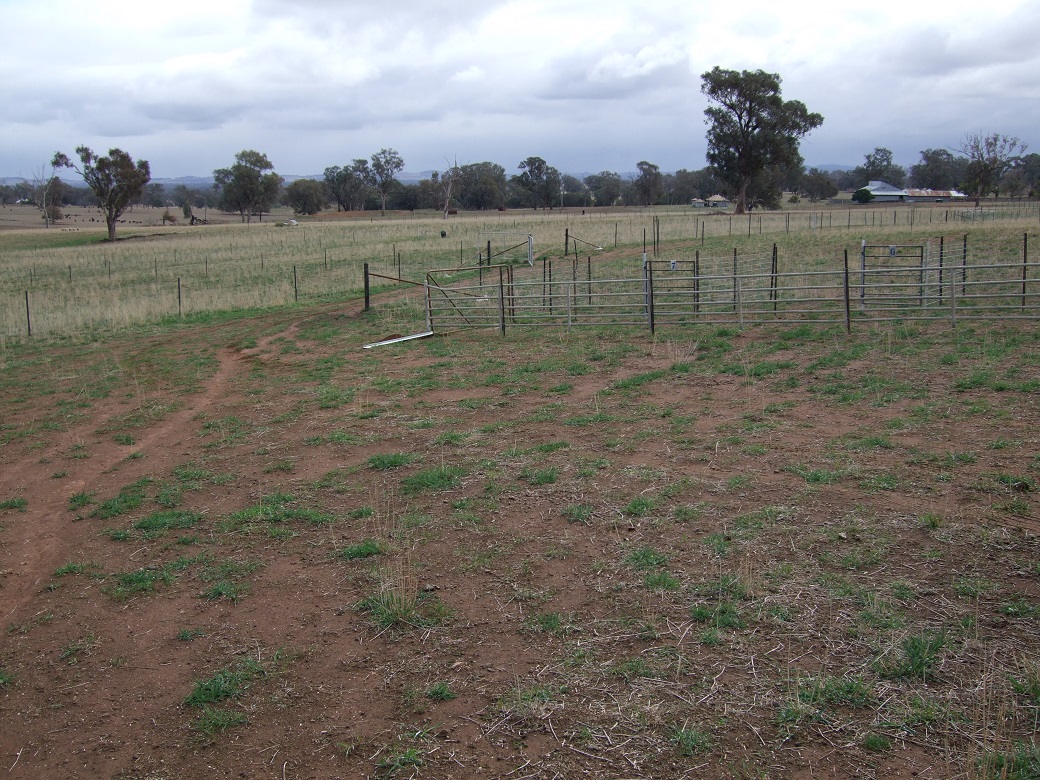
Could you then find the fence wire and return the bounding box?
[424,253,1040,333]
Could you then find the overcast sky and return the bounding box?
[2,0,1037,180]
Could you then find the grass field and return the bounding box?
[2,202,1039,339]
[0,206,1039,779]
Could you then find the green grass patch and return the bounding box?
[134,509,202,535]
[91,477,152,519]
[185,660,264,707]
[338,539,384,560]
[367,452,416,470]
[401,465,465,495]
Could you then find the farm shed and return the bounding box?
[905,188,967,203]
[860,180,908,202]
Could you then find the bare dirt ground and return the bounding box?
[0,297,1038,780]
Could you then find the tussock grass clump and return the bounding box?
[875,631,947,682]
[134,510,202,535]
[401,465,465,495]
[91,477,152,519]
[219,493,334,532]
[338,539,384,560]
[367,452,415,470]
[185,660,264,707]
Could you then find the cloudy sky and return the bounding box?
[2,0,1037,179]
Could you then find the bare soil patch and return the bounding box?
[1,307,1038,779]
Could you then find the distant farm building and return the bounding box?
[861,181,908,202]
[706,194,731,208]
[691,198,706,208]
[905,188,967,203]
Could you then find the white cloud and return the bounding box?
[0,0,1037,176]
[449,66,485,84]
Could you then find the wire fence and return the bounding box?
[5,215,1037,338]
[421,235,1040,333]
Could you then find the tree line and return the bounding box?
[7,68,1034,238]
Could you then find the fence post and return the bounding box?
[860,240,866,311]
[732,248,738,312]
[541,258,546,313]
[843,250,851,334]
[694,250,700,314]
[424,276,433,333]
[950,254,957,328]
[548,259,553,316]
[939,236,944,304]
[25,290,31,337]
[1022,233,1029,310]
[918,248,924,308]
[735,274,743,329]
[178,278,182,317]
[498,266,506,334]
[587,256,592,306]
[564,228,569,256]
[646,257,655,334]
[509,264,516,322]
[962,234,968,296]
[364,262,370,310]
[293,265,299,302]
[771,243,778,311]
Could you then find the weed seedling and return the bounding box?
[339,539,384,560]
[193,707,247,737]
[669,725,712,756]
[425,682,457,701]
